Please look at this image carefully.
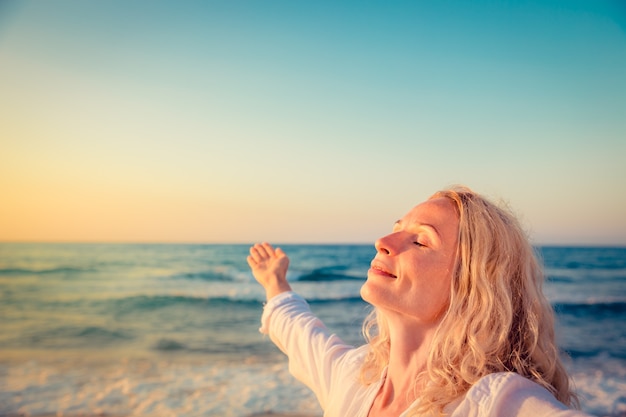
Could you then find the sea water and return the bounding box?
[0,243,624,416]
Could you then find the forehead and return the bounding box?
[397,197,459,235]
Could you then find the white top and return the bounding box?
[260,291,590,417]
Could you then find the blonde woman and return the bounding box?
[247,186,589,417]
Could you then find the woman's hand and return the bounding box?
[247,242,292,301]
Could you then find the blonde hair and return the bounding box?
[360,186,578,415]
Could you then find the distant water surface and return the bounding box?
[0,243,624,416]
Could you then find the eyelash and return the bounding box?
[413,241,426,247]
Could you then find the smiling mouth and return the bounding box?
[370,264,397,278]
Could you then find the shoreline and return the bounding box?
[248,414,319,417]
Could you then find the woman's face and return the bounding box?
[360,197,460,326]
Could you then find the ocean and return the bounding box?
[0,243,624,416]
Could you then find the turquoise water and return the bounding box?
[0,243,625,416]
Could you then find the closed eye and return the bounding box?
[413,241,426,247]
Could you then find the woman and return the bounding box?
[247,186,588,416]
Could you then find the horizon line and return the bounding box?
[1,240,624,248]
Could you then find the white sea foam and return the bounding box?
[568,355,626,417]
[1,353,623,417]
[0,354,321,417]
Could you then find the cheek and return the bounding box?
[430,276,452,313]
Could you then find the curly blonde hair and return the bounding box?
[360,186,578,415]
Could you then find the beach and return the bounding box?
[1,243,625,416]
[1,350,322,417]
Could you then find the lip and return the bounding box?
[369,261,397,279]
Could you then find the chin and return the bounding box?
[360,280,380,306]
[359,282,371,303]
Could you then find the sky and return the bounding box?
[1,0,625,245]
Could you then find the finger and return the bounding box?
[249,243,260,255]
[254,243,271,259]
[260,242,275,257]
[248,244,266,263]
[246,255,256,267]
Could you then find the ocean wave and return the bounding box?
[111,294,203,313]
[151,338,273,355]
[19,325,134,348]
[108,293,366,313]
[110,294,262,313]
[153,338,187,351]
[294,266,365,282]
[539,247,626,270]
[0,266,88,276]
[75,326,133,340]
[297,272,364,282]
[554,300,626,317]
[307,295,366,304]
[545,275,575,283]
[169,271,235,282]
[151,338,266,354]
[565,348,626,361]
[545,267,626,282]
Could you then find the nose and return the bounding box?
[375,233,395,255]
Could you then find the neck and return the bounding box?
[376,316,439,411]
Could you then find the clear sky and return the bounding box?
[1,0,625,245]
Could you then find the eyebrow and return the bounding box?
[394,220,441,239]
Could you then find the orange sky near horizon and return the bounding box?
[2,1,625,245]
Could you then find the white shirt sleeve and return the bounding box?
[259,291,363,410]
[259,294,591,417]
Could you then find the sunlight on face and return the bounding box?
[361,197,459,326]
